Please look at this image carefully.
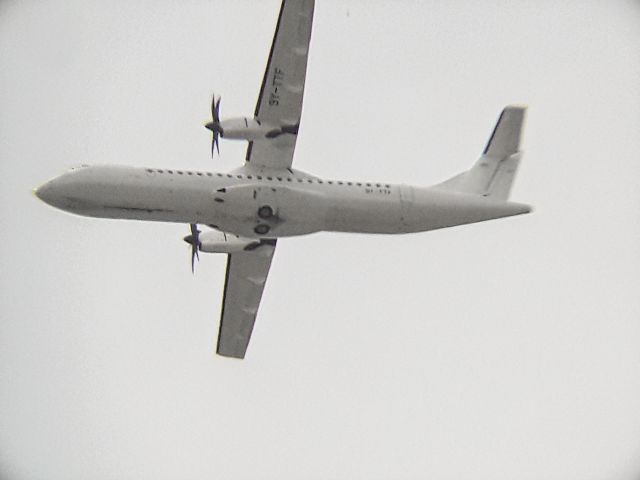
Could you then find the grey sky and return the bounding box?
[2,1,640,479]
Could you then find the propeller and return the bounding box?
[205,94,223,156]
[183,223,201,273]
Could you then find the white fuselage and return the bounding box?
[36,165,530,238]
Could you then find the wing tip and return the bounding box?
[216,348,246,360]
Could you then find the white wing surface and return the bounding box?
[217,241,277,359]
[245,0,315,169]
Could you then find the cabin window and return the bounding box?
[338,181,343,185]
[347,182,353,186]
[247,175,253,179]
[318,180,323,184]
[287,178,292,182]
[216,173,222,177]
[307,179,313,183]
[237,175,242,179]
[227,174,232,178]
[375,183,380,187]
[328,181,333,185]
[207,172,212,177]
[385,184,390,188]
[267,176,273,181]
[157,169,163,173]
[146,169,153,173]
[297,179,303,182]
[277,177,282,181]
[197,172,203,176]
[257,176,262,180]
[187,171,193,175]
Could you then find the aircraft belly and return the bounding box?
[401,188,531,232]
[212,183,328,238]
[97,185,206,223]
[324,188,404,234]
[44,165,527,238]
[49,167,217,225]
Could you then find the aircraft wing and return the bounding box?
[245,0,315,170]
[217,241,277,359]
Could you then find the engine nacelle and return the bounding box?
[220,118,272,141]
[220,117,299,141]
[199,230,263,254]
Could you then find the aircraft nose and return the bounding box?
[34,181,54,204]
[34,178,66,209]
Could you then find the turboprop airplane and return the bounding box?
[35,0,532,359]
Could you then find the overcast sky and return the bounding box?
[2,1,640,479]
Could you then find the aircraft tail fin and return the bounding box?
[436,105,526,201]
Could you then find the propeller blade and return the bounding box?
[211,131,220,158]
[214,96,221,123]
[185,223,201,273]
[211,93,217,121]
[207,93,222,157]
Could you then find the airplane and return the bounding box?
[35,0,532,359]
